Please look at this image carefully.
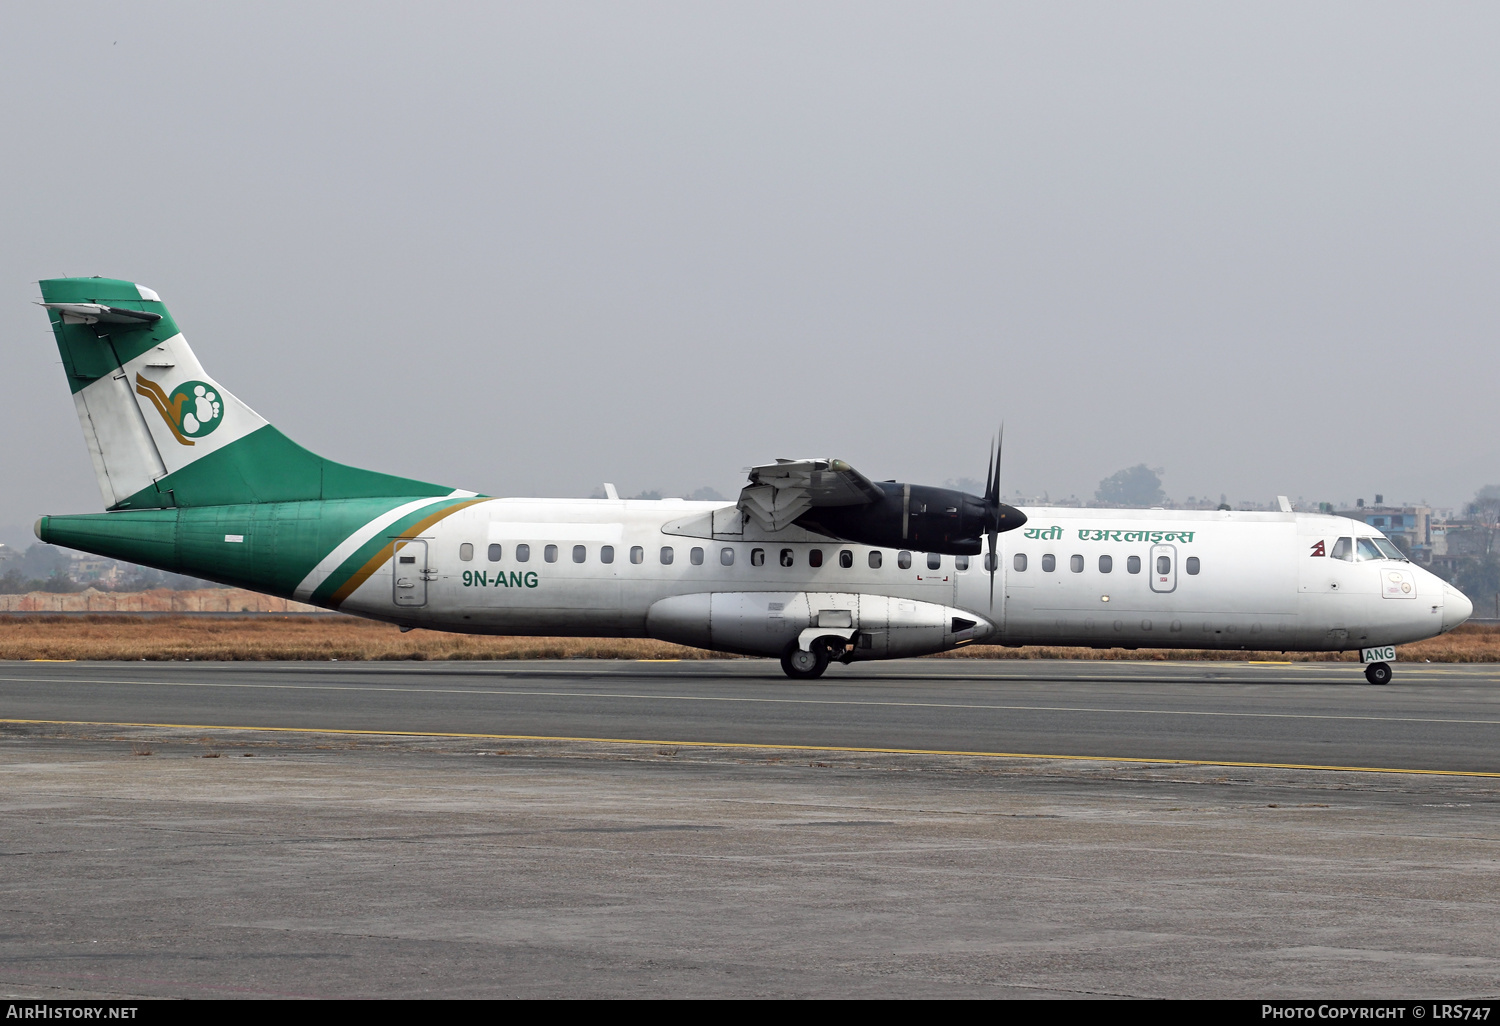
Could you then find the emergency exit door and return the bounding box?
[393,539,430,606]
[1149,544,1177,594]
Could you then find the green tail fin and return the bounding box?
[40,277,457,509]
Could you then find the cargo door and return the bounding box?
[393,539,429,607]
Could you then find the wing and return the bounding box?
[737,458,883,532]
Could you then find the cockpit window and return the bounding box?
[1373,538,1406,560]
[1330,537,1352,561]
[1355,538,1382,562]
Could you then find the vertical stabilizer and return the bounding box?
[40,277,455,509]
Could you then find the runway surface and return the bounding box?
[2,658,1498,774]
[4,658,1500,998]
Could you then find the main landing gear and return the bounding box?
[780,640,830,679]
[1364,661,1392,686]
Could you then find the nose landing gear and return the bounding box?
[1364,661,1392,686]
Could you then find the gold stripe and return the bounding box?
[328,498,489,608]
[134,373,194,446]
[4,717,1497,779]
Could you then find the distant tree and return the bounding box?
[945,477,985,495]
[0,569,43,594]
[689,486,726,502]
[1455,555,1500,618]
[39,571,81,593]
[1466,487,1500,556]
[16,544,68,582]
[1095,465,1165,507]
[632,490,663,501]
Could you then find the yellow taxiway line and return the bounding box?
[3,716,1498,779]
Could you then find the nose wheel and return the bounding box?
[781,641,830,679]
[1364,661,1392,686]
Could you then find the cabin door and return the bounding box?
[1149,544,1177,594]
[393,539,429,607]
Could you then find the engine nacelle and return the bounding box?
[794,482,1024,556]
[646,591,993,659]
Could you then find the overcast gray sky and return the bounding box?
[2,2,1497,541]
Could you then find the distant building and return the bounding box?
[67,555,119,583]
[1334,503,1433,561]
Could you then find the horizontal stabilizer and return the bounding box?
[40,302,162,325]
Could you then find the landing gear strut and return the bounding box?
[1364,661,1392,686]
[780,640,830,680]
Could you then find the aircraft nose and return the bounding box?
[1442,584,1474,632]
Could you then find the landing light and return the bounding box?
[1101,595,1110,602]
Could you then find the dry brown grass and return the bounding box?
[0,615,733,662]
[0,614,1495,663]
[937,622,1500,663]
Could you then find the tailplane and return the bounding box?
[41,277,453,509]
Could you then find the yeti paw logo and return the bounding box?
[135,374,224,446]
[178,383,222,436]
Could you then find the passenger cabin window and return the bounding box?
[839,549,853,569]
[1099,555,1112,573]
[1127,555,1141,574]
[690,547,704,565]
[1186,556,1200,575]
[629,545,643,564]
[751,548,765,567]
[572,545,586,563]
[544,544,558,563]
[898,551,912,570]
[1156,555,1171,575]
[927,552,941,571]
[720,547,734,566]
[487,544,502,562]
[1355,538,1383,562]
[459,543,474,562]
[515,543,531,562]
[984,552,997,572]
[868,551,883,569]
[1331,537,1353,561]
[601,545,615,564]
[955,555,969,571]
[1070,554,1084,573]
[809,549,823,568]
[1042,554,1056,572]
[660,546,675,565]
[780,548,794,567]
[1013,553,1027,572]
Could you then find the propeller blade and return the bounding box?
[988,424,1004,506]
[984,437,995,504]
[987,528,998,611]
[987,425,1003,609]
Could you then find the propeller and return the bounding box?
[982,424,1019,610]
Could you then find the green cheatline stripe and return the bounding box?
[5,718,1497,778]
[315,497,489,607]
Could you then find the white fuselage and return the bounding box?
[332,499,1469,658]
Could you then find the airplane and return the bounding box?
[31,277,1473,685]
